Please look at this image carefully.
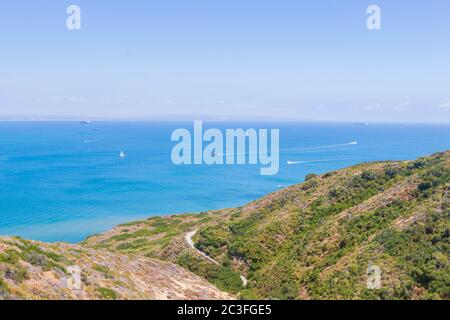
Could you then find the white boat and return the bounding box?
[80,120,91,124]
[119,150,126,158]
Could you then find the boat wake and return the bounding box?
[286,158,349,165]
[286,161,303,165]
[282,141,358,154]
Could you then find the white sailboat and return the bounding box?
[119,150,126,158]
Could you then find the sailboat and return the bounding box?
[119,150,126,158]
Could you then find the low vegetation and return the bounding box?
[86,151,449,300]
[2,151,449,300]
[0,236,231,300]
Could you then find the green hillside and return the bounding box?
[86,151,449,300]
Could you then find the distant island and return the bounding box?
[1,151,449,300]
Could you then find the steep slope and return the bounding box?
[84,209,245,294]
[86,151,449,300]
[0,237,232,300]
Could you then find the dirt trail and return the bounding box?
[185,230,220,265]
[185,230,248,287]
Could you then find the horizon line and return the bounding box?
[0,118,449,125]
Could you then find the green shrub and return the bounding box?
[96,287,118,300]
[384,166,401,178]
[4,266,29,284]
[93,265,114,279]
[407,158,429,170]
[0,278,10,298]
[0,250,20,265]
[361,171,377,181]
[177,254,242,293]
[305,173,318,181]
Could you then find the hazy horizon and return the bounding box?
[0,114,449,124]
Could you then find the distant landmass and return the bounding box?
[0,114,307,122]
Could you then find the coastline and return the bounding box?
[1,151,449,300]
[2,120,449,243]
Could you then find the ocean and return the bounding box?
[0,121,449,243]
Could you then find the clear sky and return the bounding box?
[0,0,449,122]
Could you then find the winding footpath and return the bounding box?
[185,230,248,287]
[185,230,220,265]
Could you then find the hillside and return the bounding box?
[0,237,232,300]
[1,151,448,300]
[85,151,449,300]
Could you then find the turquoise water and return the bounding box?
[0,121,449,243]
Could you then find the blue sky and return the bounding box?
[0,0,449,122]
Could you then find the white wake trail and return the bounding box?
[282,141,358,154]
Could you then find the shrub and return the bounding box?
[177,254,242,293]
[0,278,10,298]
[93,265,114,279]
[24,252,48,268]
[407,158,428,170]
[96,287,118,300]
[305,173,318,181]
[0,250,20,265]
[384,166,400,178]
[418,182,433,192]
[4,267,29,284]
[361,171,377,181]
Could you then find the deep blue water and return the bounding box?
[0,121,449,243]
